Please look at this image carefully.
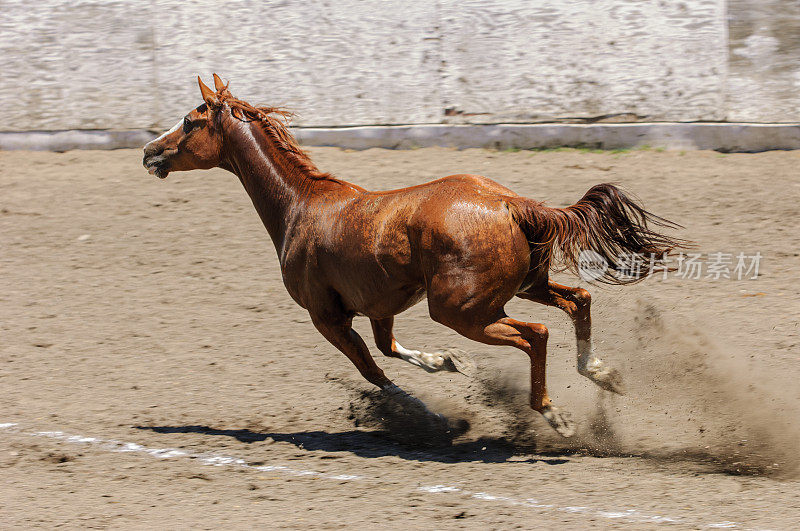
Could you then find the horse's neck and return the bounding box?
[222,120,322,254]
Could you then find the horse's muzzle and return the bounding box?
[142,145,170,179]
[143,157,169,179]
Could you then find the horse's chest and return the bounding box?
[279,223,421,317]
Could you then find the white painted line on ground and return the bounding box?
[0,422,743,528]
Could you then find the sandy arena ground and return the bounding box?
[1,147,799,529]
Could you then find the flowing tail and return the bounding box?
[509,183,690,284]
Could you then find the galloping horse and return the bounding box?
[143,75,685,437]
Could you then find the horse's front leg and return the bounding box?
[311,312,394,389]
[311,312,444,421]
[370,317,474,376]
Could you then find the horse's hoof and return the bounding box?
[540,405,576,438]
[592,366,626,396]
[439,348,476,376]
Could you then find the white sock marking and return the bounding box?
[577,338,605,376]
[394,342,444,371]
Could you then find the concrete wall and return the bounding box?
[1,0,799,132]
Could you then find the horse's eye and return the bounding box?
[182,117,193,134]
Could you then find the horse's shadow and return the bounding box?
[134,424,571,465]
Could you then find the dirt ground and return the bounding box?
[1,146,799,529]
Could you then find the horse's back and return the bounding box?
[371,173,518,198]
[392,174,532,284]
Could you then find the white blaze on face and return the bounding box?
[145,119,182,151]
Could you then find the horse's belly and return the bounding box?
[350,284,426,319]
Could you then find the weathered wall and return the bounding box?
[1,0,798,131]
[727,0,800,122]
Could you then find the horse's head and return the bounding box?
[143,74,229,179]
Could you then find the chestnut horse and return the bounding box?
[143,75,685,437]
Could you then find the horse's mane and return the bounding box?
[216,88,338,182]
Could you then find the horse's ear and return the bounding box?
[212,73,227,92]
[198,76,219,107]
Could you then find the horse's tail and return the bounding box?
[509,183,689,284]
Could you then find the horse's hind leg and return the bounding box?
[518,281,625,395]
[370,317,474,375]
[429,305,575,437]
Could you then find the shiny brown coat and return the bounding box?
[142,76,685,437]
